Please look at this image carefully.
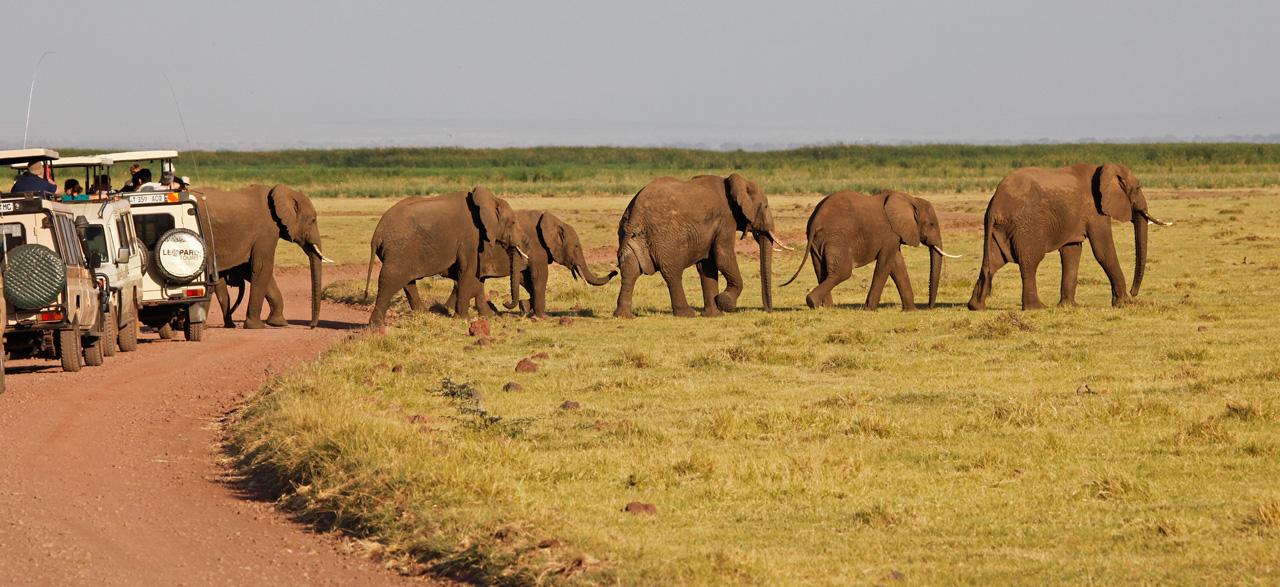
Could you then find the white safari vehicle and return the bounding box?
[101,151,216,341]
[48,156,147,354]
[1,148,111,373]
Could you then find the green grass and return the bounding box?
[64,143,1280,197]
[228,175,1280,584]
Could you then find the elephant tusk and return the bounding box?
[312,246,336,264]
[513,246,530,260]
[772,242,795,252]
[932,245,962,259]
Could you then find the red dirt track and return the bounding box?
[0,266,416,585]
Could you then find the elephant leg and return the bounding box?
[697,259,722,317]
[214,278,235,328]
[1058,243,1083,306]
[660,265,696,318]
[454,277,478,319]
[713,242,745,312]
[1086,222,1129,306]
[807,254,848,309]
[968,234,1006,311]
[527,265,546,318]
[613,254,641,319]
[888,249,916,311]
[264,275,287,327]
[404,281,428,313]
[370,269,410,328]
[1018,251,1047,310]
[864,253,895,310]
[243,255,274,329]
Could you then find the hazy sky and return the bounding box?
[2,1,1277,150]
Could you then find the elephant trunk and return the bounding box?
[757,233,774,312]
[1130,216,1148,297]
[575,247,616,286]
[508,248,522,310]
[928,246,942,309]
[308,250,322,328]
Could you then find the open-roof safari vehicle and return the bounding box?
[100,151,216,341]
[0,148,111,374]
[43,156,147,354]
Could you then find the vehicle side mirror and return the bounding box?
[87,251,103,270]
[116,248,131,265]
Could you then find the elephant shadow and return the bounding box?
[285,318,367,330]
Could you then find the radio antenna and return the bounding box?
[23,51,55,148]
[162,72,199,179]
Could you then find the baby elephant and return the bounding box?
[442,210,616,318]
[783,190,959,310]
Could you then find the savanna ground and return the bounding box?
[216,145,1280,585]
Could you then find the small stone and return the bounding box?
[503,381,523,392]
[468,319,491,337]
[557,317,574,326]
[533,351,550,360]
[623,502,656,515]
[1076,382,1096,395]
[559,400,581,410]
[537,539,562,549]
[516,358,539,373]
[391,364,404,373]
[887,569,906,581]
[1197,325,1208,332]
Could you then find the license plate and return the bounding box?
[128,193,169,204]
[0,202,14,213]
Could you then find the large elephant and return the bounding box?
[967,163,1171,311]
[782,190,959,310]
[614,174,785,318]
[364,187,527,327]
[438,210,616,318]
[204,185,328,329]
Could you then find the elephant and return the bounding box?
[438,210,616,318]
[782,190,959,310]
[614,173,786,318]
[967,163,1171,311]
[213,264,251,328]
[203,184,329,329]
[364,187,528,327]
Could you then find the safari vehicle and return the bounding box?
[100,151,216,341]
[1,148,110,372]
[46,156,146,355]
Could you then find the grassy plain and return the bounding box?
[228,147,1280,585]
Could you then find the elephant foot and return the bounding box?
[244,319,268,330]
[1112,295,1133,307]
[673,307,697,318]
[223,320,237,329]
[266,316,288,327]
[1022,301,1046,310]
[805,292,820,309]
[613,308,635,319]
[713,293,738,313]
[901,304,917,312]
[967,298,986,311]
[1058,299,1077,308]
[702,306,723,318]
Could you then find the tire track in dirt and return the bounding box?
[0,266,423,585]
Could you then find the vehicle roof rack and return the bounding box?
[0,148,60,166]
[9,155,112,170]
[96,150,179,162]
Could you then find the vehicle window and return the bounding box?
[59,216,86,266]
[116,217,133,253]
[82,225,109,261]
[134,213,175,249]
[0,223,26,256]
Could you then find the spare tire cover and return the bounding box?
[3,244,67,310]
[154,228,206,284]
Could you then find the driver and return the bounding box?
[10,161,58,196]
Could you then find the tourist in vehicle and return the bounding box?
[136,169,168,191]
[120,164,143,193]
[89,174,112,195]
[63,179,88,201]
[10,161,58,196]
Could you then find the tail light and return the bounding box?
[184,287,205,298]
[40,310,64,322]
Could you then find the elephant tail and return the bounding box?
[229,279,246,314]
[363,235,380,302]
[780,242,812,287]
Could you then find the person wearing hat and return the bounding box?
[10,161,58,196]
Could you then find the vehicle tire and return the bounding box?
[58,323,83,373]
[83,333,104,367]
[102,306,118,357]
[184,321,205,342]
[119,302,139,352]
[158,323,175,340]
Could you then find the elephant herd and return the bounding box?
[340,162,1168,329]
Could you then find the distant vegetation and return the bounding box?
[67,143,1280,197]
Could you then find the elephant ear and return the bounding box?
[725,173,761,227]
[884,191,921,246]
[468,186,501,243]
[538,212,568,264]
[268,185,302,240]
[1094,163,1133,222]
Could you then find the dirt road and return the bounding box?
[0,267,416,585]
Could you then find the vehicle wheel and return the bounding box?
[58,324,83,373]
[119,303,139,352]
[185,321,205,342]
[158,323,175,340]
[102,307,118,357]
[83,333,105,367]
